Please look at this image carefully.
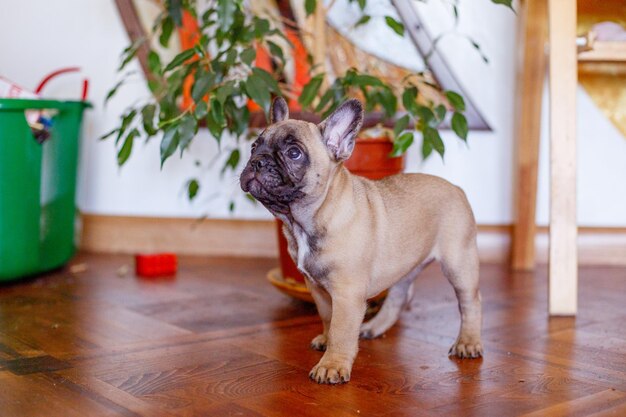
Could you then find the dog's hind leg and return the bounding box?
[359,261,430,339]
[440,237,483,359]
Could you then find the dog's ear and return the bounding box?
[270,97,289,124]
[318,99,364,161]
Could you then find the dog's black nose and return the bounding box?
[251,157,267,171]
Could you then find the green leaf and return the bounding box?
[352,74,384,87]
[147,79,160,94]
[215,81,236,105]
[100,128,119,141]
[343,68,357,85]
[355,15,371,27]
[230,103,249,136]
[378,87,397,117]
[141,104,157,136]
[229,201,235,212]
[117,128,138,166]
[491,0,515,12]
[305,0,316,16]
[191,72,215,102]
[445,90,465,111]
[424,126,444,158]
[222,149,241,174]
[116,110,137,144]
[385,16,404,36]
[245,193,257,204]
[434,104,446,121]
[206,111,223,140]
[266,28,294,49]
[415,105,435,125]
[187,179,200,200]
[315,88,336,113]
[468,38,489,64]
[245,73,271,115]
[158,91,178,121]
[195,101,208,119]
[252,68,280,93]
[254,18,271,38]
[218,0,237,31]
[267,41,285,64]
[105,79,124,105]
[202,8,216,24]
[193,43,206,58]
[164,49,195,71]
[178,115,198,151]
[225,49,238,67]
[160,126,180,167]
[118,39,144,71]
[148,51,162,75]
[241,47,256,66]
[200,35,212,53]
[363,89,376,113]
[393,114,410,138]
[299,74,324,107]
[159,89,179,121]
[159,16,174,47]
[390,131,414,157]
[357,0,366,10]
[402,86,418,113]
[210,98,226,126]
[421,134,433,159]
[166,0,183,26]
[451,112,468,141]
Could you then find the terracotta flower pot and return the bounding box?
[344,136,405,180]
[276,135,404,285]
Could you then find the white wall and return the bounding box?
[1,0,625,226]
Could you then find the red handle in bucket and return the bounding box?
[35,67,89,100]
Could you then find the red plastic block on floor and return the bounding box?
[135,253,177,277]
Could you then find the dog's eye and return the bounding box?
[251,142,258,152]
[286,146,302,160]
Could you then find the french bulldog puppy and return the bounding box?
[240,97,483,384]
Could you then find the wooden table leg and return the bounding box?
[511,0,548,271]
[548,0,578,315]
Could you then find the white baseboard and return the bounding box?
[479,226,626,266]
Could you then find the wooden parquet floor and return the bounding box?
[0,253,625,416]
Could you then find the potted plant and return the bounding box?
[105,0,512,298]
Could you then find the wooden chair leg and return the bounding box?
[548,0,578,316]
[511,0,548,271]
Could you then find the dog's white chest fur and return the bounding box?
[293,226,311,277]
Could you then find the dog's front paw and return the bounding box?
[309,358,351,384]
[448,339,483,359]
[310,334,327,351]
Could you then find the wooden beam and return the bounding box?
[548,0,578,315]
[113,0,152,80]
[312,0,326,68]
[511,0,548,271]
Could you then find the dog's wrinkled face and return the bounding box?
[239,122,312,215]
[240,97,363,217]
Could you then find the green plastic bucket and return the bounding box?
[0,99,90,282]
